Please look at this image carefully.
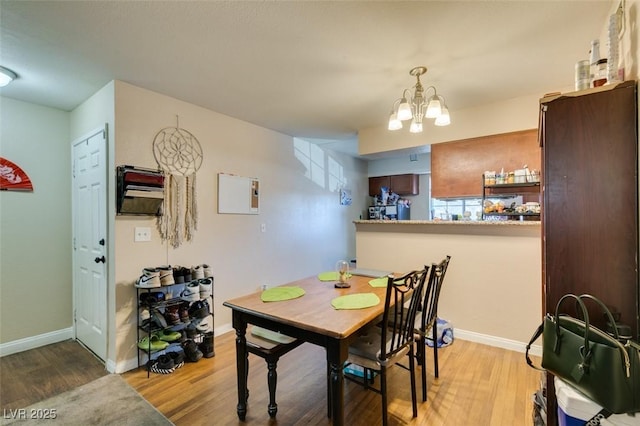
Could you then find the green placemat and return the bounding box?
[368,277,388,288]
[318,271,352,282]
[331,293,380,310]
[261,286,306,302]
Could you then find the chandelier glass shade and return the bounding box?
[388,66,450,132]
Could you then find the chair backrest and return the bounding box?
[379,269,427,362]
[420,255,451,333]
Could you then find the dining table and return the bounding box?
[223,272,392,425]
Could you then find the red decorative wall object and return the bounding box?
[0,157,33,191]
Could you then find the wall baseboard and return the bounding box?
[455,328,542,357]
[0,327,74,357]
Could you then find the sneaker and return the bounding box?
[157,328,181,342]
[188,300,210,319]
[183,339,203,363]
[199,278,213,299]
[139,307,150,323]
[195,315,212,333]
[151,310,168,329]
[137,334,169,352]
[192,265,205,280]
[185,323,198,339]
[180,281,200,302]
[139,291,165,306]
[192,264,213,279]
[173,266,185,284]
[168,349,185,369]
[163,306,181,326]
[203,264,213,278]
[149,355,176,374]
[158,265,175,286]
[181,267,192,282]
[135,269,160,288]
[179,302,190,323]
[199,341,215,358]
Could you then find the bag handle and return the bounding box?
[578,294,620,341]
[525,321,545,371]
[555,294,593,371]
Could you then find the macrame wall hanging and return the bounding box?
[153,116,203,248]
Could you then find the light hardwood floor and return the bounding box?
[124,331,542,425]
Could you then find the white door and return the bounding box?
[72,126,107,361]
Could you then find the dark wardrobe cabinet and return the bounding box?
[540,80,639,424]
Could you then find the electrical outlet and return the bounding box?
[134,227,151,242]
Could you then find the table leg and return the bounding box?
[233,314,248,421]
[327,343,346,426]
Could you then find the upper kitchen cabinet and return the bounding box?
[368,174,419,196]
[431,129,540,198]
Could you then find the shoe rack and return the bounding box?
[136,280,214,378]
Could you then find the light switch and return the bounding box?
[135,227,151,242]
[261,223,266,233]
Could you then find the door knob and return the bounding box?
[94,256,106,263]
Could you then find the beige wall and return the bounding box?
[0,97,71,344]
[112,81,368,371]
[355,223,542,347]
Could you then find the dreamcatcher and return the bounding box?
[153,116,203,248]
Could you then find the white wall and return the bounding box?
[0,97,71,345]
[111,81,368,371]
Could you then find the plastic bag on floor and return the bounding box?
[426,318,453,348]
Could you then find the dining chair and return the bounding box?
[344,270,426,426]
[244,326,304,418]
[416,255,451,402]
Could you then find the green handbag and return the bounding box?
[526,293,640,414]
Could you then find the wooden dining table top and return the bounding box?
[223,274,393,339]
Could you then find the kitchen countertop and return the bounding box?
[354,219,540,226]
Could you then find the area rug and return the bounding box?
[1,374,172,425]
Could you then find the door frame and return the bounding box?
[71,124,110,365]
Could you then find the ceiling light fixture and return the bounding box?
[388,66,450,133]
[0,66,18,87]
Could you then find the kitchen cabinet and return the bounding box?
[431,129,540,198]
[368,174,418,196]
[540,80,638,425]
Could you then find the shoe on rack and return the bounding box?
[199,331,215,358]
[180,281,200,303]
[185,323,198,339]
[157,328,181,342]
[203,264,213,278]
[135,268,160,288]
[179,302,190,323]
[189,300,210,320]
[182,267,192,282]
[163,305,181,326]
[195,315,212,333]
[149,355,176,375]
[192,265,205,280]
[158,265,175,286]
[138,334,169,352]
[151,310,168,329]
[173,266,185,284]
[183,339,203,363]
[139,291,165,307]
[168,349,185,368]
[139,307,150,323]
[199,278,213,299]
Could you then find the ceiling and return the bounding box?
[0,1,612,158]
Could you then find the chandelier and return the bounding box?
[388,66,450,133]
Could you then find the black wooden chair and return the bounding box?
[415,255,451,401]
[245,326,303,418]
[344,270,426,426]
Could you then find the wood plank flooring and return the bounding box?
[124,331,542,425]
[0,334,542,425]
[0,340,107,410]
